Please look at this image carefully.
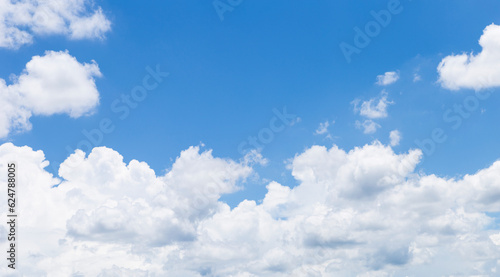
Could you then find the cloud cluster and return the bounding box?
[438,23,500,90]
[0,50,101,138]
[1,141,500,276]
[353,91,393,134]
[0,0,111,49]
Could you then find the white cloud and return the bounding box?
[356,119,381,134]
[0,0,111,49]
[389,130,402,146]
[315,120,333,135]
[242,149,269,166]
[413,73,422,82]
[438,23,500,90]
[0,143,253,276]
[491,233,500,246]
[376,71,399,86]
[0,50,101,138]
[2,141,500,276]
[352,91,393,135]
[352,91,392,119]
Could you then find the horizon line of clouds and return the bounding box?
[1,140,500,275]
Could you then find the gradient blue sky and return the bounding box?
[3,0,500,275]
[4,0,499,207]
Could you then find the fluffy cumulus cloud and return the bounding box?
[2,141,500,276]
[438,23,500,90]
[0,50,101,138]
[0,0,111,49]
[376,71,399,86]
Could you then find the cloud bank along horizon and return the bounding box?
[1,136,500,275]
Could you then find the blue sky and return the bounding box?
[4,0,500,203]
[3,0,500,275]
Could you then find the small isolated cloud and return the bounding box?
[356,119,380,134]
[0,0,111,49]
[389,130,402,146]
[0,50,101,138]
[413,73,422,82]
[352,90,393,119]
[438,23,500,90]
[315,120,334,135]
[292,116,302,125]
[376,71,399,86]
[352,91,393,135]
[242,149,268,166]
